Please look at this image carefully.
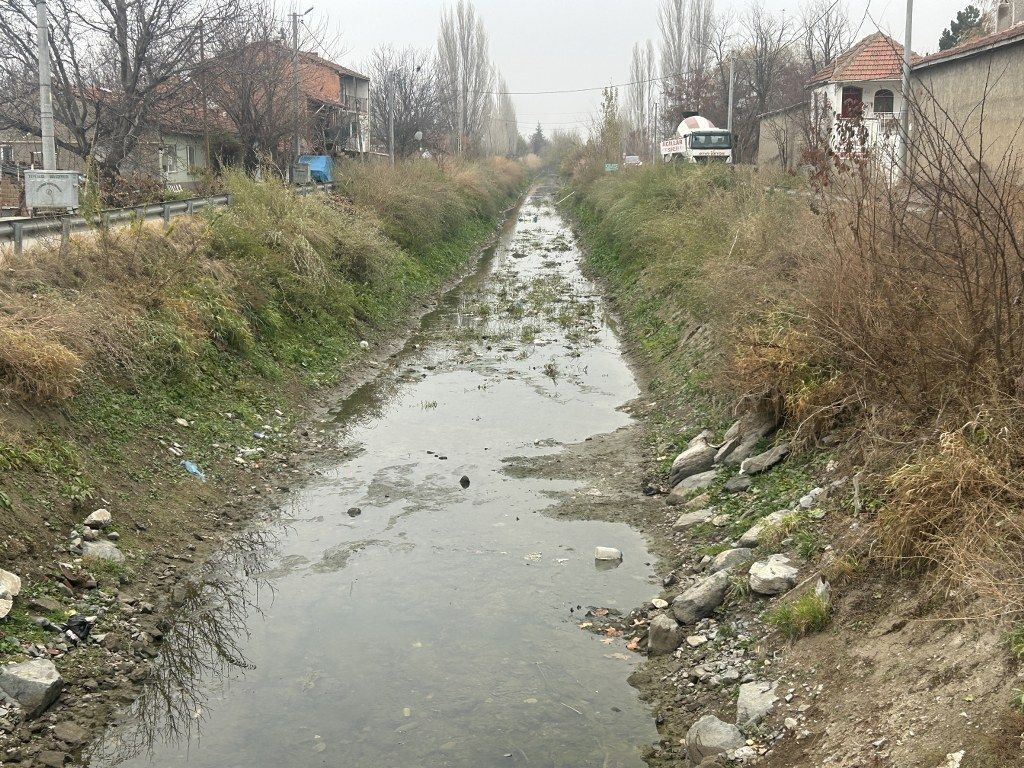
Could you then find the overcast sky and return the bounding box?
[323,0,967,137]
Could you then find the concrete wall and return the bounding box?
[757,105,809,170]
[912,40,1024,171]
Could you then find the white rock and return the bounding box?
[84,509,112,529]
[685,634,708,647]
[937,751,964,768]
[651,598,669,609]
[784,716,799,730]
[594,546,622,561]
[0,569,21,597]
[749,554,799,595]
[174,417,190,427]
[359,340,370,350]
[668,431,717,486]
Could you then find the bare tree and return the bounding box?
[482,73,519,157]
[738,2,794,158]
[436,0,495,154]
[0,0,235,178]
[627,40,658,156]
[800,0,853,73]
[367,45,439,157]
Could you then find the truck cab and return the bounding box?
[660,115,733,164]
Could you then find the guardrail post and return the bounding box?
[163,202,171,224]
[187,200,195,215]
[12,222,22,256]
[61,216,70,248]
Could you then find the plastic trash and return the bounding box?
[65,613,91,642]
[181,460,206,481]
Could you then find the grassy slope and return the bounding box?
[564,163,813,454]
[0,158,525,638]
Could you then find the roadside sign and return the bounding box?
[604,163,619,172]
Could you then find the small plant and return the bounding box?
[542,361,559,381]
[726,572,751,604]
[420,400,438,409]
[766,592,831,640]
[793,525,821,560]
[1012,688,1024,715]
[1006,625,1024,664]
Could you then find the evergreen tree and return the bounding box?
[939,5,982,50]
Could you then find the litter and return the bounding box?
[181,461,206,481]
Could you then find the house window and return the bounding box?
[0,145,11,163]
[185,144,198,169]
[873,89,895,115]
[161,145,178,173]
[841,86,863,118]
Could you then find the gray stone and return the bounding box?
[724,474,752,493]
[672,570,731,624]
[708,548,754,574]
[648,613,683,655]
[0,659,63,718]
[749,554,799,595]
[83,509,111,529]
[52,721,90,746]
[676,470,717,492]
[673,508,714,529]
[594,546,622,561]
[81,540,124,563]
[38,750,68,768]
[739,442,790,475]
[798,487,826,509]
[736,510,790,548]
[686,715,745,764]
[736,680,777,726]
[668,432,717,487]
[717,407,781,465]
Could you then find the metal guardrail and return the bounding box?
[0,181,333,256]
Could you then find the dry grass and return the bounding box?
[0,159,523,408]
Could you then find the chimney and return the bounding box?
[996,0,1024,32]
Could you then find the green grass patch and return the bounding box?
[765,592,831,640]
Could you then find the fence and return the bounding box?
[0,182,333,256]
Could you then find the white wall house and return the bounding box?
[806,32,907,169]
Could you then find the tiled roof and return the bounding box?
[807,32,908,87]
[913,23,1024,69]
[298,50,369,81]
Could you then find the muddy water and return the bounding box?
[91,188,659,767]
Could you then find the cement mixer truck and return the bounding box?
[660,114,733,164]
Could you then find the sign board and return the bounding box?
[291,163,311,184]
[604,163,619,172]
[24,170,79,210]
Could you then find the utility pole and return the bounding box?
[199,20,210,168]
[726,58,735,135]
[35,0,56,170]
[456,58,463,155]
[291,10,301,166]
[898,0,913,175]
[388,89,395,166]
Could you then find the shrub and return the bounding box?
[766,592,831,640]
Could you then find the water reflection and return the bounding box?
[93,526,281,763]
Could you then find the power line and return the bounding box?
[475,69,693,96]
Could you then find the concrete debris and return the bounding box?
[594,546,623,561]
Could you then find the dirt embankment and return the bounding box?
[531,163,1024,768]
[0,162,527,768]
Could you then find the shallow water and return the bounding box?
[91,188,659,768]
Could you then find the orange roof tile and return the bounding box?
[808,32,908,87]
